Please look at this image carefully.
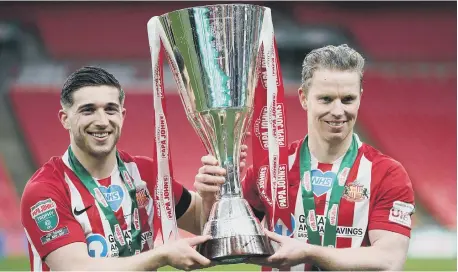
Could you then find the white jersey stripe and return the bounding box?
[351,154,372,247]
[291,264,305,271]
[291,186,305,271]
[146,198,155,249]
[288,151,297,170]
[320,158,343,246]
[25,228,42,272]
[63,173,92,235]
[113,167,133,234]
[310,154,318,170]
[126,161,155,249]
[62,150,115,256]
[291,142,308,271]
[354,134,363,149]
[93,199,115,256]
[63,150,114,250]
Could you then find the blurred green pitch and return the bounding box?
[0,257,456,271]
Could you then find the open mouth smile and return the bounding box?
[325,121,347,127]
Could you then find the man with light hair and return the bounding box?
[195,44,415,271]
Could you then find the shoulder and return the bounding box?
[118,150,154,166]
[118,150,155,172]
[21,157,70,215]
[287,138,304,167]
[288,138,304,155]
[360,143,412,189]
[117,150,157,183]
[361,144,406,173]
[23,157,68,195]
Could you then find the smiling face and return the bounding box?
[59,85,126,158]
[299,68,362,144]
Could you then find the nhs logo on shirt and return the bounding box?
[311,169,335,197]
[98,185,124,212]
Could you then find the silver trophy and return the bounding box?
[148,4,274,264]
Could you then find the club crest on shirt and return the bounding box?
[311,169,335,197]
[30,198,59,232]
[343,181,369,202]
[136,187,151,209]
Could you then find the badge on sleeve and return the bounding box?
[30,198,59,232]
[389,201,415,227]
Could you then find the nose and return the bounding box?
[330,100,345,118]
[94,109,109,127]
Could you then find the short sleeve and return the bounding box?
[172,177,191,220]
[21,180,86,259]
[368,163,415,237]
[172,178,185,204]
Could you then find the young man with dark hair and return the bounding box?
[21,66,235,271]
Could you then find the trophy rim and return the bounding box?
[196,234,274,263]
[158,3,268,18]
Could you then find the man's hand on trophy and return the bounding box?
[195,154,226,203]
[240,143,248,170]
[240,131,251,170]
[246,229,311,269]
[156,235,213,271]
[194,144,249,202]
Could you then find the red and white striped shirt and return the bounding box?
[21,150,187,271]
[242,134,415,271]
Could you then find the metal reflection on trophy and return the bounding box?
[148,4,274,264]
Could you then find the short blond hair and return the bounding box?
[301,44,365,95]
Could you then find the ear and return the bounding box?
[121,107,127,119]
[58,109,70,130]
[298,87,308,111]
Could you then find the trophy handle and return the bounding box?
[147,16,180,243]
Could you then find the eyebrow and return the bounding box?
[77,102,120,111]
[105,103,120,109]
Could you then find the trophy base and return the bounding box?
[196,234,274,264]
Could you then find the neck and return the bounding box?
[308,131,353,164]
[70,143,116,179]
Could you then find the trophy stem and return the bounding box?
[201,108,246,198]
[220,159,241,198]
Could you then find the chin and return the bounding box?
[326,135,344,143]
[324,131,349,143]
[88,145,115,158]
